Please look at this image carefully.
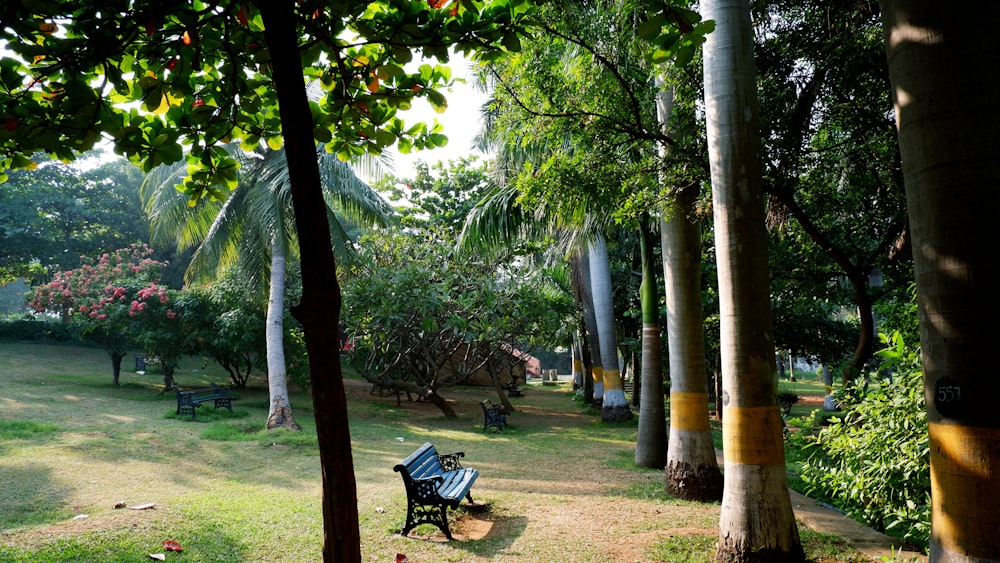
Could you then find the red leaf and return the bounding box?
[162,540,182,552]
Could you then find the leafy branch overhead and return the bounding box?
[0,0,535,196]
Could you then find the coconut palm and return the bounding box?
[142,144,391,430]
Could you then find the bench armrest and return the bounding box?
[437,451,465,472]
[408,474,446,501]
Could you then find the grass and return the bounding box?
[0,342,871,562]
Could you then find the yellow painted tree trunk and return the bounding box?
[702,0,803,559]
[882,2,1000,560]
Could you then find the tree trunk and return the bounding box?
[635,215,667,469]
[576,247,603,406]
[703,0,803,559]
[578,318,594,403]
[881,2,1000,560]
[590,234,633,423]
[661,187,723,502]
[111,350,124,386]
[258,2,360,561]
[265,249,301,430]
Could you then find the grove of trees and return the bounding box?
[1,1,995,562]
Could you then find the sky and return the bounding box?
[384,59,490,180]
[78,54,489,181]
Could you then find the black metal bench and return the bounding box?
[503,375,524,397]
[173,384,234,419]
[480,400,508,432]
[393,442,478,540]
[134,354,161,372]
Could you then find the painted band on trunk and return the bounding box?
[721,405,785,466]
[928,421,1000,558]
[670,392,711,431]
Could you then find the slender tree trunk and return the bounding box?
[571,334,584,390]
[258,2,359,561]
[590,234,633,423]
[635,215,667,468]
[661,187,723,502]
[577,247,603,406]
[579,318,594,403]
[881,3,1000,561]
[265,249,301,430]
[703,0,803,559]
[111,350,124,386]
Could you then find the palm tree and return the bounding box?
[634,213,667,467]
[588,233,633,422]
[655,78,722,498]
[703,0,803,558]
[143,144,391,430]
[882,2,999,559]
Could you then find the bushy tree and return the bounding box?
[344,231,571,415]
[182,275,268,389]
[27,244,167,384]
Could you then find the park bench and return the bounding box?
[134,354,161,372]
[502,374,524,397]
[479,399,508,432]
[393,442,479,540]
[173,383,235,419]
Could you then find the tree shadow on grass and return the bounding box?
[0,463,72,529]
[399,507,529,557]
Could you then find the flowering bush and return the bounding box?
[26,245,171,385]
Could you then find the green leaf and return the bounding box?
[637,14,666,40]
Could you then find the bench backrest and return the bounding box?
[394,442,443,480]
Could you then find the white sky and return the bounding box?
[81,55,489,181]
[386,58,489,180]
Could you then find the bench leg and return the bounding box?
[402,500,455,540]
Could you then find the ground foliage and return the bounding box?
[801,332,930,548]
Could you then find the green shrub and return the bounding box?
[801,332,930,547]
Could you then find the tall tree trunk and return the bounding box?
[571,334,584,390]
[590,234,633,423]
[579,318,595,403]
[577,247,603,405]
[265,248,301,430]
[635,215,667,468]
[881,2,999,561]
[703,0,803,559]
[258,2,360,561]
[662,187,723,502]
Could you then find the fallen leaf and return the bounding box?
[71,514,89,520]
[163,540,182,552]
[375,506,385,513]
[129,502,156,510]
[113,501,127,509]
[148,554,165,561]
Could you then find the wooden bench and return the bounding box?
[480,400,508,432]
[393,442,478,540]
[173,384,235,419]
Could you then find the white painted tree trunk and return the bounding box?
[589,234,632,422]
[703,0,802,558]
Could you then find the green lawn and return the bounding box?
[0,342,868,562]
